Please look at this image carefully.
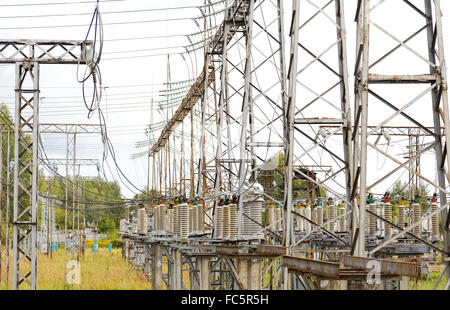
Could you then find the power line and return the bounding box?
[0,8,226,30]
[0,17,195,30]
[1,1,226,19]
[0,0,126,7]
[0,79,195,89]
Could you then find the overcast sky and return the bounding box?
[1,0,450,200]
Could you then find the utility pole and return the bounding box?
[190,111,195,199]
[0,129,3,284]
[160,148,163,196]
[76,171,81,262]
[42,158,99,265]
[47,192,50,257]
[167,54,172,197]
[146,98,156,196]
[34,124,101,288]
[83,181,86,260]
[5,131,11,282]
[180,121,184,195]
[71,133,77,265]
[200,51,210,200]
[13,122,102,287]
[40,124,101,289]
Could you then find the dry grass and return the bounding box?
[0,246,151,290]
[5,246,444,290]
[411,264,448,290]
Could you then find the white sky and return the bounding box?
[1,0,450,200]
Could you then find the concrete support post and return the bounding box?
[400,276,410,290]
[247,258,262,290]
[167,248,174,290]
[173,250,183,290]
[199,256,211,290]
[151,244,162,290]
[237,258,248,289]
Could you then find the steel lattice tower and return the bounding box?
[0,40,92,289]
[353,0,450,282]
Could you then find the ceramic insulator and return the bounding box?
[384,203,392,238]
[216,206,223,239]
[412,203,422,237]
[305,206,311,233]
[223,204,230,239]
[197,204,204,233]
[275,208,282,231]
[229,204,238,239]
[339,206,346,232]
[431,202,439,240]
[179,203,189,242]
[369,204,377,237]
[298,207,304,232]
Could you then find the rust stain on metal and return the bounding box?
[341,255,418,278]
[282,256,340,278]
[256,244,286,256]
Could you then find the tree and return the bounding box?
[45,175,125,230]
[1,103,34,239]
[97,217,115,234]
[257,152,327,202]
[1,103,125,241]
[133,188,161,202]
[390,180,430,209]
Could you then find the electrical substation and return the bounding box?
[0,0,450,292]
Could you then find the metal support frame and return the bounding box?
[5,40,93,290]
[284,0,300,289]
[353,0,450,282]
[121,0,450,291]
[12,61,40,290]
[284,0,353,281]
[37,124,102,289]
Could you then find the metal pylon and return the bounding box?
[1,39,93,290]
[207,0,291,240]
[285,0,353,286]
[12,61,40,290]
[39,196,48,253]
[353,0,450,275]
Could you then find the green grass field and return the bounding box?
[0,246,447,290]
[0,246,151,290]
[410,265,447,290]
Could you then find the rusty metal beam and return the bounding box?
[256,245,286,256]
[341,255,418,278]
[215,245,286,257]
[281,256,340,278]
